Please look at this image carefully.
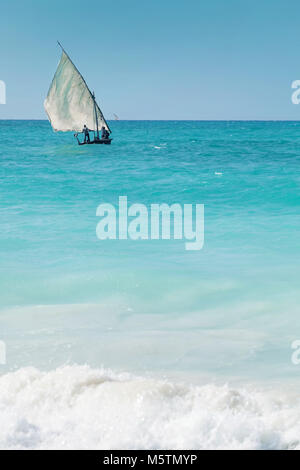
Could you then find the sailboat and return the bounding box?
[44,42,112,145]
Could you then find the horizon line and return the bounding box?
[1,119,300,122]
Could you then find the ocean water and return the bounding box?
[1,120,300,449]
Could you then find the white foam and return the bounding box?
[0,365,300,450]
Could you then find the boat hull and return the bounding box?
[74,134,112,146]
[93,138,112,145]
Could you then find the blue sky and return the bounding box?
[1,0,300,120]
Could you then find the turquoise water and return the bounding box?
[1,120,300,449]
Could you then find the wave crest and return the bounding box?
[0,365,300,450]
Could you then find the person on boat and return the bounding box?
[101,126,109,140]
[82,124,91,143]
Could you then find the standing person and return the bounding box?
[82,124,91,144]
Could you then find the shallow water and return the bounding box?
[1,120,300,448]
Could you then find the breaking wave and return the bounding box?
[0,365,300,450]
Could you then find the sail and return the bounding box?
[44,50,110,133]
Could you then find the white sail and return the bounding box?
[44,49,110,133]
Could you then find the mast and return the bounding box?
[93,92,99,139]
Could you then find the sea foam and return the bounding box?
[0,364,300,450]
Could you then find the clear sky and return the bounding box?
[1,0,300,120]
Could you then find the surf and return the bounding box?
[0,364,300,450]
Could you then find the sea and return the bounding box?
[1,120,300,449]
